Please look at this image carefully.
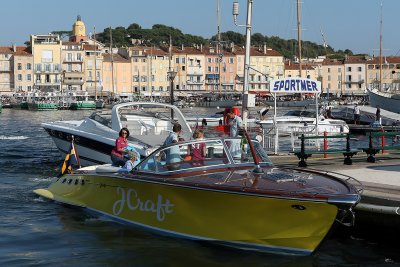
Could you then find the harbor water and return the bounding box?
[0,108,399,267]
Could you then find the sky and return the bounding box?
[1,0,399,56]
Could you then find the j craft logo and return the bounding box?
[270,78,321,93]
[112,187,174,221]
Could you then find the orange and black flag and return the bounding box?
[60,140,81,176]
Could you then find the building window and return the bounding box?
[68,64,72,72]
[27,74,31,81]
[327,68,331,73]
[175,58,179,64]
[18,74,22,81]
[18,63,22,70]
[42,50,53,63]
[347,67,352,71]
[358,67,362,72]
[229,58,234,64]
[26,63,32,70]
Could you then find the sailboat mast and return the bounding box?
[297,0,302,77]
[379,1,383,91]
[94,26,97,100]
[217,0,222,97]
[110,27,115,95]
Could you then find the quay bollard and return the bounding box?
[323,131,328,158]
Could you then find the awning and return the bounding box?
[206,74,220,79]
[249,90,269,96]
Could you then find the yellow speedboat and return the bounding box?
[34,134,361,256]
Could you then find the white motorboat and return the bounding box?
[256,115,349,135]
[42,102,192,166]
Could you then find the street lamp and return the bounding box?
[168,69,177,118]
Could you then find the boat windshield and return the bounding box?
[136,138,273,174]
[89,111,112,128]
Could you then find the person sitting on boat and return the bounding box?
[188,129,206,165]
[163,123,183,168]
[118,151,139,173]
[111,127,130,167]
[228,111,243,137]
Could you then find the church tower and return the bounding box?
[70,15,88,42]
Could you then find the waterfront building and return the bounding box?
[204,46,221,93]
[248,45,284,93]
[12,46,34,93]
[343,56,367,96]
[30,34,62,92]
[120,46,170,97]
[83,43,103,97]
[233,45,245,93]
[102,53,131,96]
[171,45,189,93]
[61,42,85,93]
[0,46,33,94]
[321,58,345,97]
[0,47,14,93]
[366,56,400,91]
[184,46,205,92]
[147,47,171,96]
[284,63,318,80]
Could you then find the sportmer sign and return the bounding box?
[269,78,321,94]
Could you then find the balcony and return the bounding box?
[64,72,84,79]
[344,79,364,84]
[63,58,84,63]
[63,78,84,85]
[187,80,204,85]
[34,80,61,86]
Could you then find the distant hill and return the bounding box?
[57,23,356,60]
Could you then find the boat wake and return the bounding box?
[0,135,29,140]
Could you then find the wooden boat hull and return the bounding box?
[35,173,340,255]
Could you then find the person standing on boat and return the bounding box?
[111,127,129,166]
[228,111,243,137]
[376,105,381,124]
[163,123,182,166]
[353,104,360,125]
[326,107,333,119]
